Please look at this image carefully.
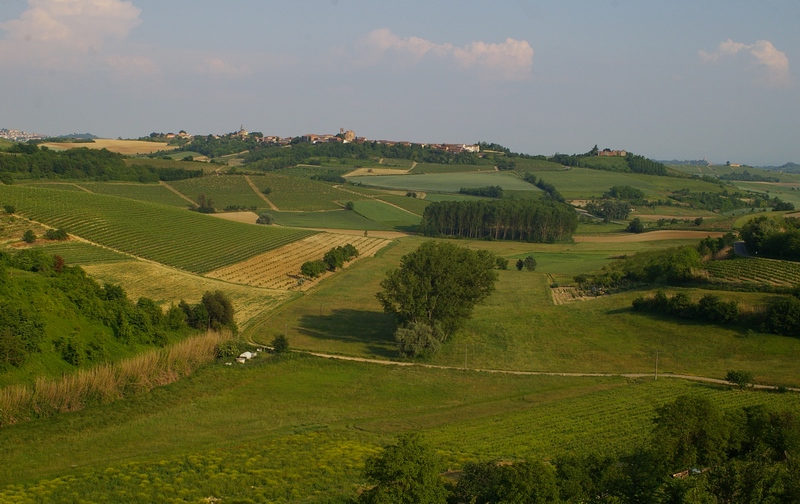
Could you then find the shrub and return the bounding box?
[44,228,68,240]
[344,201,355,211]
[300,260,327,278]
[22,230,36,243]
[725,370,753,390]
[271,334,289,354]
[523,255,537,271]
[256,212,274,225]
[3,204,15,214]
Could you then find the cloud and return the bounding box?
[699,38,791,87]
[1,0,141,51]
[195,57,253,79]
[358,29,533,80]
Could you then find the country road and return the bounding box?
[250,345,799,392]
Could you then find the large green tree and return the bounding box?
[376,241,498,353]
[358,434,448,504]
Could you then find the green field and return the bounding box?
[168,175,267,210]
[33,241,131,265]
[705,256,800,287]
[248,235,800,386]
[0,185,315,273]
[19,181,90,192]
[734,181,800,208]
[249,174,355,211]
[511,158,565,171]
[376,194,430,214]
[534,167,726,199]
[271,209,391,230]
[349,172,541,193]
[78,182,191,207]
[353,200,421,230]
[408,163,493,174]
[2,355,798,501]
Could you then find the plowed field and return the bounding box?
[205,233,391,290]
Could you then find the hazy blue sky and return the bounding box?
[1,0,797,165]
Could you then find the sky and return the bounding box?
[0,0,798,166]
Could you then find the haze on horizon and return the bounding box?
[0,0,797,166]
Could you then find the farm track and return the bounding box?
[283,350,800,392]
[159,181,197,205]
[333,185,422,217]
[244,175,279,211]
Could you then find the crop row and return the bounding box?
[248,174,354,211]
[0,185,315,274]
[206,233,390,289]
[35,241,131,265]
[705,258,800,286]
[79,182,190,208]
[167,176,266,210]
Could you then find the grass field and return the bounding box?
[2,355,798,500]
[353,200,421,230]
[511,158,565,171]
[349,172,541,193]
[734,181,800,208]
[248,235,800,386]
[41,139,177,155]
[78,182,191,207]
[0,185,315,274]
[408,163,493,174]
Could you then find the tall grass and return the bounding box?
[0,331,231,428]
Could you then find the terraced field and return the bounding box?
[705,257,800,287]
[0,185,315,273]
[205,233,390,290]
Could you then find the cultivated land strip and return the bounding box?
[244,175,279,211]
[291,350,800,392]
[159,181,197,205]
[333,184,422,216]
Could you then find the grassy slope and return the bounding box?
[271,209,392,230]
[352,200,421,230]
[3,355,798,495]
[249,235,800,386]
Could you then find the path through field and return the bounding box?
[244,175,279,210]
[575,230,724,243]
[159,181,196,205]
[279,350,799,392]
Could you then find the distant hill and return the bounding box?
[657,159,708,166]
[57,133,98,140]
[759,162,800,173]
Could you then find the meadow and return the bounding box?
[247,235,800,386]
[1,355,798,501]
[352,200,421,230]
[375,194,430,214]
[0,185,315,273]
[408,163,493,174]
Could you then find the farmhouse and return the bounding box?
[598,148,627,157]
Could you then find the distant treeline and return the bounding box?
[741,216,800,262]
[522,172,565,202]
[0,144,201,182]
[459,186,503,198]
[421,199,578,242]
[550,149,669,176]
[719,170,780,183]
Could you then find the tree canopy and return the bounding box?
[376,241,498,355]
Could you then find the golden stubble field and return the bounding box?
[42,139,178,155]
[82,260,292,328]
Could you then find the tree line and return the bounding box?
[0,144,202,182]
[420,199,578,243]
[353,395,800,503]
[741,216,800,262]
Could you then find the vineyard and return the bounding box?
[705,257,800,287]
[0,185,315,274]
[376,194,430,215]
[352,200,421,230]
[205,233,390,290]
[167,176,267,210]
[35,241,130,265]
[248,173,356,211]
[78,182,190,208]
[271,209,387,230]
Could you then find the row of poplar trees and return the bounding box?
[420,199,578,243]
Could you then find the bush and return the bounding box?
[22,230,36,243]
[344,201,355,211]
[271,334,289,354]
[300,260,327,278]
[44,228,68,240]
[523,255,537,271]
[262,187,272,195]
[725,370,754,390]
[496,257,509,270]
[3,204,15,214]
[256,212,274,225]
[626,218,645,233]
